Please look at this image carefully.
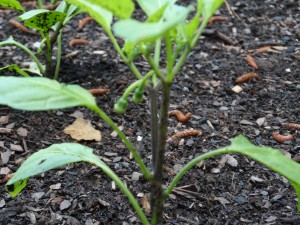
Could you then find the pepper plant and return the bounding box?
[0,0,81,79]
[0,0,300,224]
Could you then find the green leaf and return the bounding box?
[18,9,66,32]
[167,135,300,212]
[65,0,112,32]
[0,77,96,110]
[66,0,133,19]
[0,0,24,12]
[113,6,190,43]
[0,64,30,77]
[186,0,203,38]
[227,136,300,211]
[146,3,169,23]
[201,0,224,22]
[136,0,169,16]
[4,143,149,224]
[6,143,96,197]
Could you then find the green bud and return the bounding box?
[114,98,128,114]
[132,87,144,104]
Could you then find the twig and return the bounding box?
[245,55,259,70]
[224,0,242,22]
[68,39,90,48]
[235,72,259,84]
[167,130,202,142]
[78,17,94,29]
[168,110,192,123]
[272,132,293,144]
[202,29,235,45]
[88,88,109,95]
[282,123,300,130]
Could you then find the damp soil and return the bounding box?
[1,0,300,224]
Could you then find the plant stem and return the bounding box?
[164,147,233,199]
[53,31,62,80]
[37,0,43,8]
[88,154,150,225]
[151,81,171,224]
[89,106,152,181]
[154,39,161,65]
[50,3,71,46]
[148,87,159,171]
[106,31,143,79]
[143,54,165,81]
[165,34,173,76]
[1,40,44,74]
[44,33,53,77]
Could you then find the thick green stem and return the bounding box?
[44,33,53,77]
[87,154,150,225]
[151,82,171,224]
[148,87,159,171]
[89,106,152,181]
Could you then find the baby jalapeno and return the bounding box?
[132,86,144,104]
[114,98,128,114]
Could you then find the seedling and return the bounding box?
[0,1,300,224]
[0,0,81,79]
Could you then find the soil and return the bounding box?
[1,0,300,224]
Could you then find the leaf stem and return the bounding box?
[89,106,152,181]
[164,147,231,199]
[0,39,44,74]
[87,154,150,225]
[106,31,143,80]
[165,34,173,77]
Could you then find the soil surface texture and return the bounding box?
[1,0,300,224]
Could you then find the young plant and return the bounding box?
[0,1,300,224]
[0,0,81,79]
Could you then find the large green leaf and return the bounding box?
[0,77,96,110]
[113,5,190,43]
[65,0,112,32]
[66,0,134,19]
[18,9,66,32]
[5,143,97,197]
[5,143,149,224]
[0,0,24,12]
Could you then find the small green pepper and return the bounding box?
[132,86,144,104]
[114,98,128,114]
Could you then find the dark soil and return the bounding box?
[1,0,300,224]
